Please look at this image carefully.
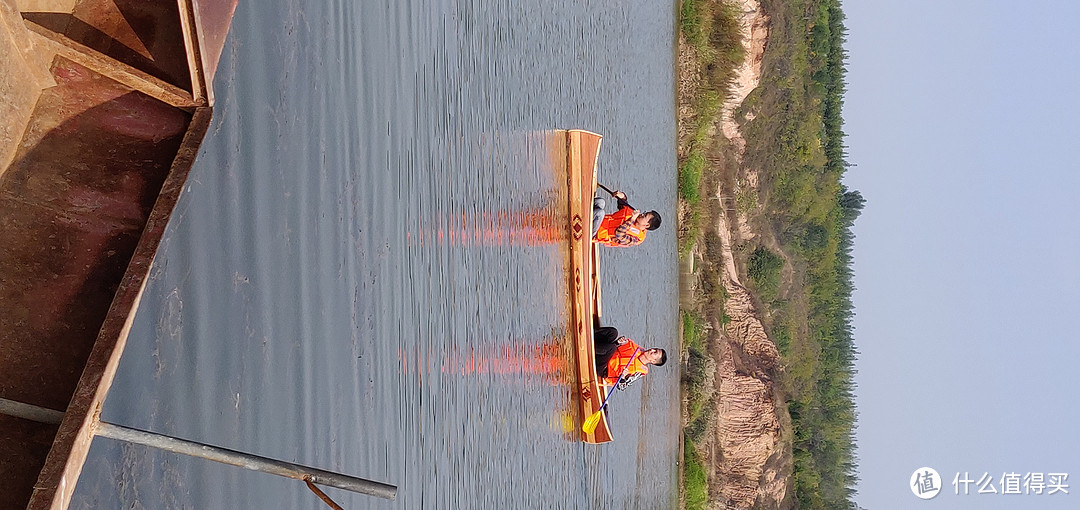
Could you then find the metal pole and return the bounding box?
[96,422,397,500]
[0,397,65,425]
[0,397,397,501]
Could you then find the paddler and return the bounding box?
[594,326,666,390]
[591,190,661,247]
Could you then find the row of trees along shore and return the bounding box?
[678,0,864,508]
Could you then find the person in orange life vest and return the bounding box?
[591,190,661,247]
[594,326,667,390]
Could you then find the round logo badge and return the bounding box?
[910,467,942,499]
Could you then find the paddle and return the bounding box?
[597,183,618,197]
[582,348,641,435]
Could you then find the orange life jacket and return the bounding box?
[604,340,648,386]
[594,206,646,247]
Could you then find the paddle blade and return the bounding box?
[582,410,603,434]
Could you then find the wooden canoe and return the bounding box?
[563,129,611,444]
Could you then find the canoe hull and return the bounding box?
[563,129,612,444]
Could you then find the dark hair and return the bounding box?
[646,211,661,230]
[655,349,667,366]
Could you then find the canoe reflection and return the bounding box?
[407,209,565,246]
[398,339,582,439]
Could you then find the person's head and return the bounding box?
[641,348,667,366]
[638,211,661,231]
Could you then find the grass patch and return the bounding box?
[680,0,708,50]
[682,0,746,82]
[677,2,744,258]
[682,310,707,352]
[682,310,712,432]
[736,186,758,216]
[677,91,723,256]
[679,208,703,258]
[679,153,706,205]
[684,439,709,510]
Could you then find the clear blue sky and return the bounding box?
[843,0,1080,508]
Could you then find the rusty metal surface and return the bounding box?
[21,0,191,91]
[26,107,212,510]
[0,416,58,510]
[1,0,235,504]
[0,0,50,175]
[23,20,200,108]
[0,56,189,410]
[191,0,237,104]
[0,55,192,510]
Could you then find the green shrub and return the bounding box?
[685,408,711,442]
[747,246,784,301]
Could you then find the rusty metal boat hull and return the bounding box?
[0,1,235,508]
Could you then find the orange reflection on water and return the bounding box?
[398,337,582,440]
[406,209,565,247]
[399,340,568,381]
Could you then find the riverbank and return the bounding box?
[676,0,791,508]
[677,0,863,507]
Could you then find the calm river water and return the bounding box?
[72,1,678,508]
